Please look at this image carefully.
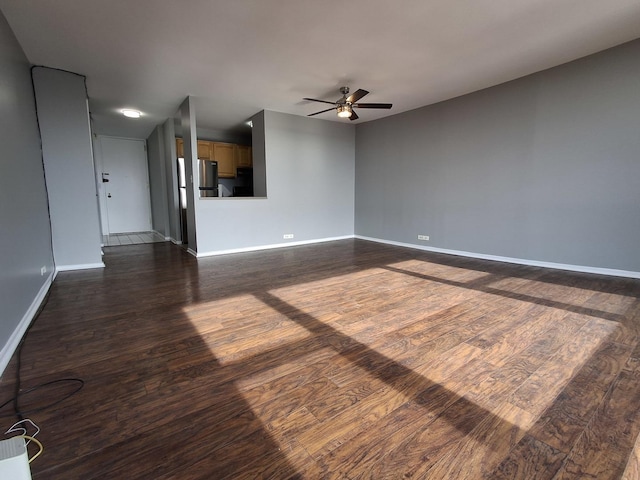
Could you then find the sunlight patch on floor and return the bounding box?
[264,273,620,434]
[422,317,615,427]
[489,276,637,315]
[182,293,312,365]
[387,259,495,283]
[183,262,626,472]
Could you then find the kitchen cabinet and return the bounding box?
[175,139,212,160]
[212,142,235,178]
[235,145,252,168]
[176,138,248,178]
[197,141,212,160]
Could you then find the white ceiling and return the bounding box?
[2,0,640,139]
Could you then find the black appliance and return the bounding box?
[233,186,253,197]
[234,167,253,196]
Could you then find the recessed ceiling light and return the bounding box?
[122,109,141,118]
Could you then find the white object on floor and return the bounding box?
[0,437,32,479]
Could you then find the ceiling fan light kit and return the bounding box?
[337,104,352,118]
[304,87,392,121]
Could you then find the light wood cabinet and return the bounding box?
[197,141,212,160]
[176,138,249,178]
[212,142,235,178]
[175,139,213,160]
[235,145,252,168]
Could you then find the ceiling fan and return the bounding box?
[304,87,392,121]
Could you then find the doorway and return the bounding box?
[98,136,152,234]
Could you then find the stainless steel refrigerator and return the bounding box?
[198,159,218,197]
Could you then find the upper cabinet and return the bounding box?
[175,138,251,178]
[235,145,252,168]
[175,138,210,159]
[212,142,235,178]
[197,141,212,160]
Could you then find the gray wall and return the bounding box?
[179,97,199,251]
[194,110,355,254]
[32,67,103,269]
[0,12,54,372]
[355,39,640,273]
[162,118,180,242]
[196,127,251,146]
[251,111,267,198]
[174,122,252,146]
[147,125,169,237]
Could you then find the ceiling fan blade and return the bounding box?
[349,110,359,121]
[353,103,393,109]
[307,107,336,117]
[346,89,369,104]
[303,97,337,106]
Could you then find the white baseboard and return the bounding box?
[152,230,171,241]
[0,271,56,377]
[355,235,640,279]
[170,238,183,245]
[195,235,355,258]
[56,262,105,272]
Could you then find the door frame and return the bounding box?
[94,135,152,235]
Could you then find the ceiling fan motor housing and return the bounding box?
[337,87,349,105]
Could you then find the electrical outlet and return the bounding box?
[417,235,430,241]
[40,266,46,276]
[283,234,294,239]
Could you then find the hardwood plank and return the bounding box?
[489,312,588,387]
[622,430,640,480]
[553,367,640,479]
[490,434,567,480]
[508,317,618,418]
[357,394,491,479]
[529,340,632,453]
[424,401,536,479]
[1,240,639,479]
[296,384,408,459]
[315,400,438,478]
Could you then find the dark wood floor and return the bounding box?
[1,239,640,479]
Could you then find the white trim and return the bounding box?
[355,235,640,279]
[170,238,183,245]
[187,248,198,257]
[0,271,56,376]
[152,230,171,242]
[195,235,354,258]
[56,262,105,272]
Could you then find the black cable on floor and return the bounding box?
[0,291,85,421]
[0,379,85,419]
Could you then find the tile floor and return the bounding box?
[102,231,166,246]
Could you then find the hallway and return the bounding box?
[102,231,165,246]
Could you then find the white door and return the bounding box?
[100,137,152,234]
